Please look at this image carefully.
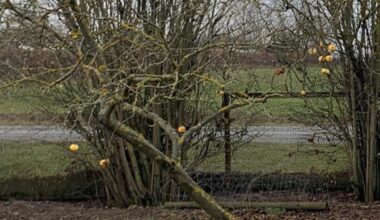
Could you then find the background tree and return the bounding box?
[257,0,380,202]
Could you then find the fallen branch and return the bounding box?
[163,201,328,211]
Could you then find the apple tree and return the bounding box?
[0,0,270,219]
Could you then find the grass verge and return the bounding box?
[0,141,349,179]
[0,141,350,200]
[0,141,92,179]
[0,141,99,200]
[199,143,349,173]
[0,67,345,125]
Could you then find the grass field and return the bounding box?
[0,66,344,125]
[0,140,349,199]
[0,141,99,200]
[0,141,348,180]
[220,66,342,96]
[0,86,65,124]
[0,141,92,179]
[0,88,320,125]
[198,66,345,124]
[199,143,349,173]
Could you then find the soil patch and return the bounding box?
[1,194,380,219]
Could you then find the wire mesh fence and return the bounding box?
[165,172,331,204]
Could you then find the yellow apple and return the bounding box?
[321,68,330,75]
[99,159,110,168]
[178,126,186,134]
[327,44,337,52]
[325,55,333,62]
[318,56,325,62]
[69,144,79,152]
[308,48,317,55]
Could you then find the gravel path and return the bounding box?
[0,125,340,144]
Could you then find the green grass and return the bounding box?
[0,141,349,179]
[232,98,306,124]
[0,141,100,200]
[0,141,93,179]
[0,66,345,125]
[0,86,66,124]
[0,93,39,115]
[1,86,65,113]
[198,143,350,173]
[221,66,335,92]
[200,66,346,124]
[0,141,349,200]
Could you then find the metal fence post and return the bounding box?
[222,92,232,172]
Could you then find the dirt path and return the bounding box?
[0,195,379,219]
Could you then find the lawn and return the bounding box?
[0,86,66,124]
[198,143,349,173]
[218,66,339,92]
[0,140,349,200]
[197,66,346,124]
[0,141,101,200]
[0,141,348,179]
[0,141,92,179]
[0,66,345,125]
